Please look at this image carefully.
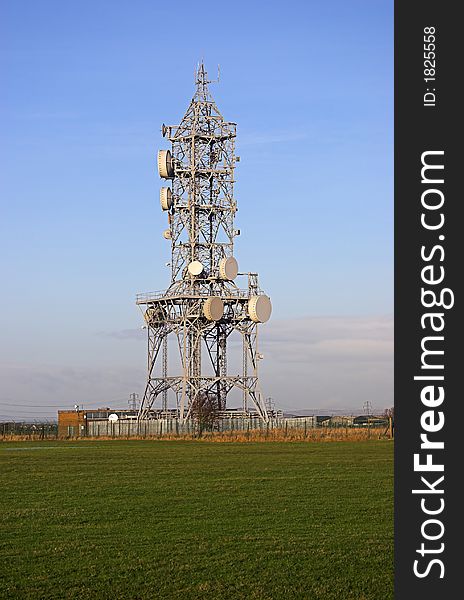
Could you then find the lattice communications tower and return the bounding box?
[136,63,272,422]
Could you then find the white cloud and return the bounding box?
[259,315,393,413]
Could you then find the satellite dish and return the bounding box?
[160,187,173,211]
[203,297,224,321]
[157,150,174,178]
[248,295,272,323]
[108,413,119,422]
[219,256,238,280]
[188,260,204,276]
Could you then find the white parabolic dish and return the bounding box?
[248,295,272,323]
[219,256,238,280]
[188,260,204,276]
[108,413,119,422]
[203,297,224,321]
[160,187,172,211]
[157,149,173,178]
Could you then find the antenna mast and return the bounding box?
[136,62,272,422]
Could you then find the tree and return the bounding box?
[190,392,221,435]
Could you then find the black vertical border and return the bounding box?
[395,2,460,598]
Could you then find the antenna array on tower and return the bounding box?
[136,63,272,422]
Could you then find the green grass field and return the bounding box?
[0,440,393,599]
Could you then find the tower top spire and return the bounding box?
[195,61,210,99]
[194,61,219,100]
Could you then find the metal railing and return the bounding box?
[136,287,263,304]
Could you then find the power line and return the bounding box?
[0,409,109,416]
[0,398,130,408]
[0,415,57,420]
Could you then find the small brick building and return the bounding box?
[57,410,87,437]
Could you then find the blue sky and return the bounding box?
[0,0,393,418]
